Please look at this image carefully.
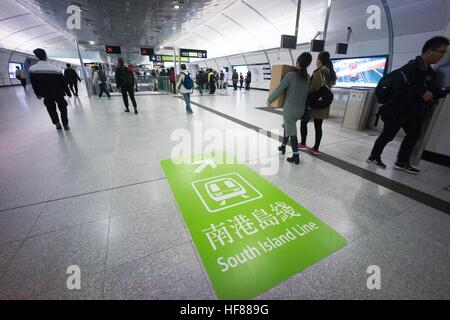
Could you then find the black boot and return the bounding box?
[124,108,130,113]
[134,108,138,114]
[287,154,300,165]
[278,145,286,155]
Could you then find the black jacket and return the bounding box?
[30,61,71,98]
[392,56,445,116]
[115,66,134,89]
[64,68,81,84]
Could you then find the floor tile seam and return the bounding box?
[19,200,180,242]
[102,184,115,299]
[0,202,48,284]
[103,239,194,272]
[0,177,168,214]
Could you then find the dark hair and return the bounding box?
[118,57,124,66]
[422,36,450,54]
[181,64,187,70]
[16,66,19,69]
[296,52,312,79]
[318,51,337,83]
[66,63,71,68]
[33,48,47,60]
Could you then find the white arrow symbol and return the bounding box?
[194,159,217,174]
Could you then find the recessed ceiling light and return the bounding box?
[174,5,180,9]
[89,41,96,45]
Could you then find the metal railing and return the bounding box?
[87,76,173,95]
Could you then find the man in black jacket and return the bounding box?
[368,36,449,173]
[115,57,138,114]
[30,48,72,131]
[64,64,81,96]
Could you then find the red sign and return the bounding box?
[105,46,121,54]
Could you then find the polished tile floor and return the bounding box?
[0,85,449,299]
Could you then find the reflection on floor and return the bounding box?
[0,85,449,299]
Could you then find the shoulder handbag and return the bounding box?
[307,69,334,109]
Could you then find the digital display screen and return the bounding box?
[140,48,154,56]
[180,49,207,59]
[105,46,121,54]
[9,62,23,79]
[332,55,388,88]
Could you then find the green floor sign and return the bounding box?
[161,153,347,300]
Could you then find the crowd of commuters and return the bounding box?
[26,36,449,176]
[268,36,449,175]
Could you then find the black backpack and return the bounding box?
[375,68,410,105]
[307,70,334,109]
[375,59,419,104]
[373,61,417,126]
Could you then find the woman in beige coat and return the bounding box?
[299,51,336,155]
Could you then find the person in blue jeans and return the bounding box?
[177,64,194,114]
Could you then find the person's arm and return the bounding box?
[76,71,81,82]
[268,73,291,103]
[29,73,41,98]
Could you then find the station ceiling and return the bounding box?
[0,0,449,63]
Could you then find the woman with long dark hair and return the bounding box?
[299,51,336,155]
[267,52,313,165]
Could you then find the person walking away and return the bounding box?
[177,64,194,114]
[299,51,337,155]
[239,73,244,90]
[367,36,449,174]
[15,66,27,90]
[169,67,176,93]
[209,70,216,94]
[115,58,138,114]
[232,69,239,90]
[245,71,252,90]
[267,52,313,165]
[29,48,72,131]
[64,64,81,96]
[219,70,225,89]
[196,70,206,95]
[96,66,111,98]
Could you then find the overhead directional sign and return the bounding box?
[140,47,154,56]
[180,48,207,59]
[149,55,189,63]
[161,152,347,300]
[105,45,121,54]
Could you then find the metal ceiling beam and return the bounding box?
[97,0,112,39]
[203,24,229,41]
[221,12,265,50]
[0,23,47,43]
[141,0,159,41]
[15,0,74,42]
[0,12,31,22]
[167,0,241,47]
[241,0,282,34]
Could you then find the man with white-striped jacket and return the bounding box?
[30,48,72,131]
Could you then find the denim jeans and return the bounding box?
[182,93,192,113]
[98,82,110,97]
